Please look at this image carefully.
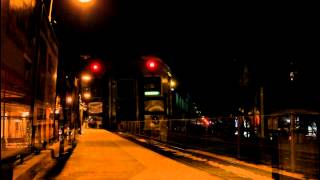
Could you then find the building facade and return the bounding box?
[1,0,58,161]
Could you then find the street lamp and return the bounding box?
[79,0,93,3]
[83,92,91,100]
[47,0,95,156]
[48,0,93,23]
[170,79,176,91]
[66,96,73,105]
[78,68,95,133]
[81,73,92,82]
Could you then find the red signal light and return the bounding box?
[90,62,101,73]
[146,59,158,71]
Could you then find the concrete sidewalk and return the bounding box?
[53,129,220,180]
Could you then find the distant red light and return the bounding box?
[201,116,210,126]
[146,59,158,71]
[90,62,101,73]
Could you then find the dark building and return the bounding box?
[1,0,58,162]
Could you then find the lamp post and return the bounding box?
[66,94,73,144]
[169,79,176,116]
[79,73,93,132]
[48,0,94,157]
[83,92,91,100]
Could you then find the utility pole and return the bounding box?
[57,58,68,157]
[59,96,66,156]
[260,86,265,138]
[108,77,112,129]
[290,113,296,171]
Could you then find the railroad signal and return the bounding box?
[146,59,158,71]
[90,62,101,73]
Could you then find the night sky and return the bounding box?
[52,1,319,115]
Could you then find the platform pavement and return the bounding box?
[51,128,221,180]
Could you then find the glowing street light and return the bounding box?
[170,79,176,91]
[79,0,92,3]
[83,92,91,100]
[81,74,92,82]
[66,96,73,105]
[170,80,176,88]
[48,0,93,23]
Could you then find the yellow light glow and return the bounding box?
[81,74,92,82]
[72,0,95,8]
[53,73,57,80]
[79,0,92,3]
[10,0,35,9]
[66,96,73,104]
[162,78,168,84]
[170,80,176,87]
[83,92,91,99]
[21,112,30,117]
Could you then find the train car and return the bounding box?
[115,55,195,141]
[138,56,175,141]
